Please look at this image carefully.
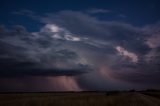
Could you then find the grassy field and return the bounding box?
[0,91,160,106]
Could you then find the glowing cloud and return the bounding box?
[116,46,138,63]
[42,24,81,42]
[45,24,61,33]
[64,34,81,41]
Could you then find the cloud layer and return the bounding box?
[0,10,160,91]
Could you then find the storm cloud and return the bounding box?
[0,10,160,91]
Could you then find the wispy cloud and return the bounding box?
[87,8,112,14]
[11,9,41,21]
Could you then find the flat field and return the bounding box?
[0,91,160,106]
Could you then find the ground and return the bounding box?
[0,91,160,106]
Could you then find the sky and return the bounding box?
[0,0,160,92]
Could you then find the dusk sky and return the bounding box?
[0,0,160,92]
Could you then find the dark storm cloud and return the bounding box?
[0,67,88,77]
[0,25,91,77]
[1,10,160,91]
[39,10,160,88]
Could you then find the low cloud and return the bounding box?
[0,25,91,77]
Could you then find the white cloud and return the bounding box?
[64,34,81,41]
[51,34,63,39]
[39,24,81,42]
[116,46,138,63]
[42,24,61,33]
